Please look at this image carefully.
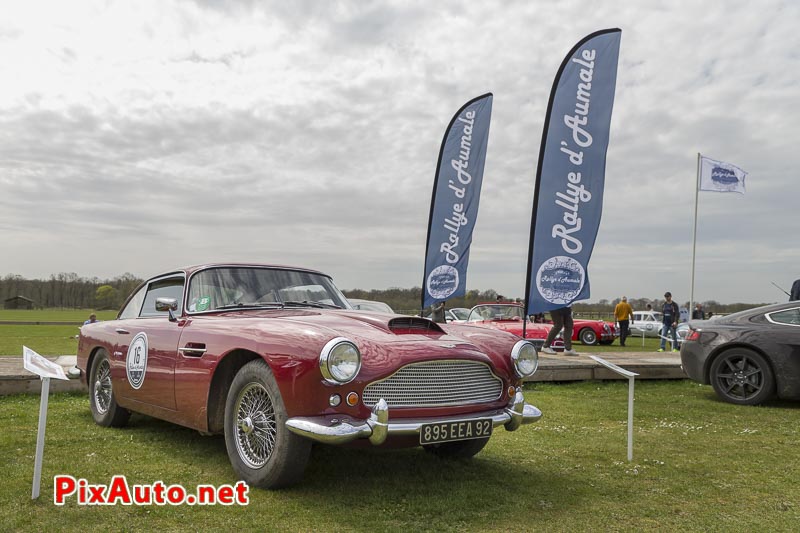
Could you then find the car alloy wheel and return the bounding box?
[234,382,277,469]
[710,348,775,405]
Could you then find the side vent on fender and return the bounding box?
[388,317,445,334]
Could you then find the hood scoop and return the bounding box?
[388,316,445,334]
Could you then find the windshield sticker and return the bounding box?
[196,296,211,312]
[126,332,148,389]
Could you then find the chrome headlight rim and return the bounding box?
[511,340,539,378]
[319,337,362,385]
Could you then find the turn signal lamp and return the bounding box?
[346,392,359,406]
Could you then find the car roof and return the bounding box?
[152,263,330,280]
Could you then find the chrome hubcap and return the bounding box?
[234,382,277,469]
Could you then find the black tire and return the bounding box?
[224,359,311,489]
[423,437,490,459]
[579,328,598,346]
[709,348,775,405]
[88,349,130,427]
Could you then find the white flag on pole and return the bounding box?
[699,155,747,194]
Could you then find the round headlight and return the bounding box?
[511,340,539,378]
[320,338,361,384]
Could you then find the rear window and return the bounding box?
[766,308,800,326]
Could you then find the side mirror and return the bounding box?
[155,297,179,322]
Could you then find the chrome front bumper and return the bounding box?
[285,390,542,446]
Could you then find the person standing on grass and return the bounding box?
[83,313,98,325]
[542,306,577,356]
[614,296,634,347]
[658,292,680,352]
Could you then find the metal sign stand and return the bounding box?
[22,346,69,499]
[589,356,638,461]
[32,376,51,499]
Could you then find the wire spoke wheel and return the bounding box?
[93,359,113,414]
[88,349,130,427]
[234,382,277,469]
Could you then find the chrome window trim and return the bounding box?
[764,307,800,327]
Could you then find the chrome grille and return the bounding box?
[362,360,503,408]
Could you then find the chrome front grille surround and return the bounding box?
[362,360,503,408]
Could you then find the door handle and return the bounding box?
[115,328,130,334]
[179,343,207,357]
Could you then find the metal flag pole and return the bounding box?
[689,153,701,319]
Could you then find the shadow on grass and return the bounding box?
[75,407,600,528]
[697,389,800,410]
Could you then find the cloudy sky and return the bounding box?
[1,0,798,305]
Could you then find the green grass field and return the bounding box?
[0,310,118,322]
[1,381,798,531]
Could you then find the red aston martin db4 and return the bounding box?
[78,264,542,488]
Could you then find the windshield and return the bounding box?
[450,308,470,320]
[187,267,352,312]
[467,305,526,322]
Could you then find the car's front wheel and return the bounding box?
[224,359,311,489]
[579,328,598,345]
[709,348,775,405]
[88,349,130,427]
[423,437,490,459]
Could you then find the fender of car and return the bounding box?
[77,264,542,489]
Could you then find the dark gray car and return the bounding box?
[681,301,800,405]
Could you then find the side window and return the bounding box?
[767,308,800,326]
[119,286,147,320]
[140,277,185,318]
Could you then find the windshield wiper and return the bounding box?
[282,300,342,309]
[215,302,285,310]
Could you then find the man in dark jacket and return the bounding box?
[658,292,680,352]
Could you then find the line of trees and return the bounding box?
[1,272,775,315]
[1,273,143,310]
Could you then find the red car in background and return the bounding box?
[77,264,542,489]
[569,318,618,346]
[465,303,565,350]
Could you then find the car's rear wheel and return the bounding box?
[224,359,311,489]
[88,349,130,427]
[709,348,775,405]
[423,437,490,459]
[579,328,598,345]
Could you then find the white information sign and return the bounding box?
[23,346,68,381]
[23,346,68,499]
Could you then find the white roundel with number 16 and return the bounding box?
[126,332,148,390]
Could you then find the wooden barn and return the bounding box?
[3,295,35,309]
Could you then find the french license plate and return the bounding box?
[420,418,493,445]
